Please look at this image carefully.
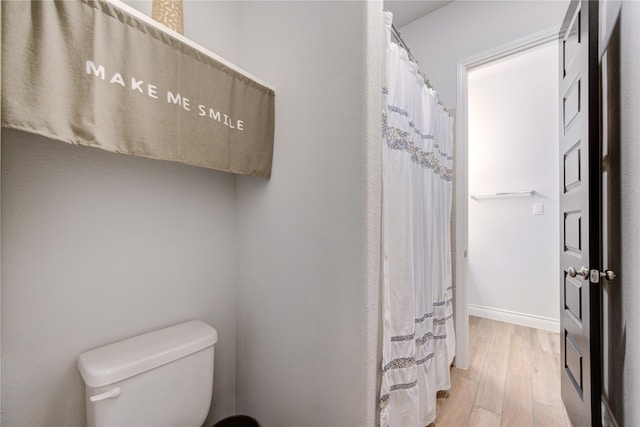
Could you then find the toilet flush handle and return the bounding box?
[90,387,121,403]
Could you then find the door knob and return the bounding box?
[568,266,589,279]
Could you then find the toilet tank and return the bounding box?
[78,320,218,427]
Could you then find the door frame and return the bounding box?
[453,26,561,369]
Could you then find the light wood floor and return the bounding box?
[433,316,570,427]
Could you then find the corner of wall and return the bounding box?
[233,1,384,425]
[363,3,384,425]
[1,1,4,422]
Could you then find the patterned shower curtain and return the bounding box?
[379,12,456,427]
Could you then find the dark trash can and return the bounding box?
[213,415,260,427]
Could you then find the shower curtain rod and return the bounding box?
[390,22,449,113]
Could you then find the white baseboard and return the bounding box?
[468,304,559,332]
[602,396,620,427]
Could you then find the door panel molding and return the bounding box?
[564,140,582,192]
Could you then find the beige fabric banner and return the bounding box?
[2,0,275,179]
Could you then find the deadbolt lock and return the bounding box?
[588,269,616,283]
[600,270,616,281]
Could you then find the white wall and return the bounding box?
[1,1,243,425]
[399,0,569,108]
[467,42,559,329]
[234,2,382,426]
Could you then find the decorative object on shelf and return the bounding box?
[152,0,184,35]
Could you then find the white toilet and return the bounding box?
[78,320,218,427]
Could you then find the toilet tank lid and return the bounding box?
[77,320,217,388]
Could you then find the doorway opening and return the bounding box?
[467,40,560,332]
[454,25,560,369]
[444,26,568,426]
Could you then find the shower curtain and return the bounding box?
[379,12,456,427]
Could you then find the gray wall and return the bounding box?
[1,1,384,426]
[124,0,241,62]
[612,2,640,425]
[234,2,382,426]
[399,0,569,109]
[1,1,244,425]
[1,132,237,426]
